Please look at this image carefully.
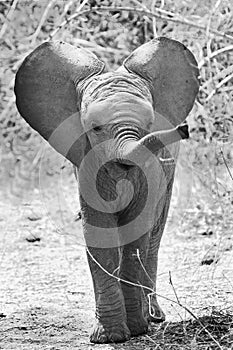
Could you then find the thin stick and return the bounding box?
[48,6,233,42]
[75,0,90,13]
[169,270,180,304]
[198,45,233,69]
[206,72,233,101]
[29,0,57,45]
[144,334,158,345]
[86,246,154,293]
[200,65,233,93]
[220,148,233,181]
[206,0,222,39]
[0,0,19,40]
[136,248,155,287]
[151,0,158,38]
[61,0,75,20]
[73,38,128,54]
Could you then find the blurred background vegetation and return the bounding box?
[0,0,233,233]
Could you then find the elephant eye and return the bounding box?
[92,123,103,133]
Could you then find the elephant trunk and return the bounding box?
[115,123,189,163]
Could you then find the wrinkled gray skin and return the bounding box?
[14,37,199,344]
[78,71,178,342]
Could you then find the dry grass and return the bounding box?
[145,308,233,350]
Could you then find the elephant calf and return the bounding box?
[14,37,199,343]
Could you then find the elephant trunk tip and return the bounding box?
[118,123,189,163]
[176,122,189,139]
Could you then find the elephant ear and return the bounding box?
[14,41,104,166]
[123,37,199,128]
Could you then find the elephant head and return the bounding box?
[14,37,199,168]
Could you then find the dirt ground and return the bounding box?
[0,155,233,350]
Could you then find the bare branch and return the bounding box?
[48,6,233,42]
[169,270,180,305]
[206,0,223,39]
[29,0,57,45]
[220,148,233,181]
[199,45,233,69]
[151,0,158,38]
[0,0,19,40]
[73,38,128,54]
[75,0,90,13]
[206,72,233,101]
[201,64,233,88]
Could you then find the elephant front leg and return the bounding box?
[86,246,130,343]
[143,190,174,322]
[119,233,150,336]
[143,165,175,323]
[142,237,166,324]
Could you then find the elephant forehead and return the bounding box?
[80,72,154,127]
[81,71,152,103]
[83,95,155,127]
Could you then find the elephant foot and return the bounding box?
[90,320,131,343]
[144,298,165,323]
[127,314,148,336]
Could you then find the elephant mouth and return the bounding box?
[115,158,137,168]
